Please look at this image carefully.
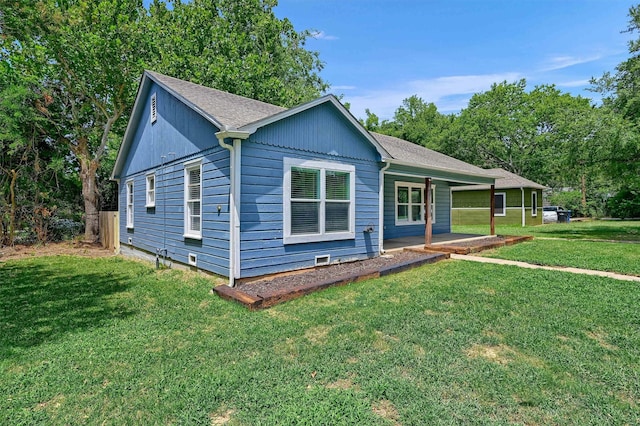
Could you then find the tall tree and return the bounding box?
[147,0,328,107]
[1,0,150,241]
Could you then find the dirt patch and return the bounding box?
[209,408,234,425]
[585,330,618,351]
[372,399,401,425]
[466,343,514,365]
[0,241,113,262]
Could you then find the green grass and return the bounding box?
[480,239,640,276]
[2,255,640,424]
[452,220,640,241]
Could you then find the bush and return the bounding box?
[607,189,640,219]
[48,217,84,242]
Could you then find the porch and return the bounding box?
[383,233,487,252]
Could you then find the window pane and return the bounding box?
[188,184,200,201]
[326,171,349,200]
[494,194,504,214]
[411,188,422,204]
[291,168,319,199]
[397,187,408,203]
[411,205,422,222]
[190,215,201,232]
[291,201,319,234]
[148,176,154,190]
[326,202,349,232]
[397,205,408,221]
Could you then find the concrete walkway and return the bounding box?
[450,254,640,282]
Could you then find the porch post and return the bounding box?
[425,178,432,246]
[490,184,496,236]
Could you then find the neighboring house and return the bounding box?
[111,71,497,285]
[451,168,546,226]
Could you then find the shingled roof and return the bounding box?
[115,71,498,181]
[451,168,547,191]
[371,132,496,178]
[146,70,286,129]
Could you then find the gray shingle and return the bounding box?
[371,132,494,177]
[147,70,286,129]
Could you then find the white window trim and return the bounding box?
[150,92,157,124]
[494,192,507,216]
[145,172,156,208]
[184,159,203,239]
[394,181,436,226]
[531,191,538,217]
[126,179,134,229]
[283,157,355,245]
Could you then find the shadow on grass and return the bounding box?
[0,257,137,355]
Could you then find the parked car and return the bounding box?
[543,206,571,223]
[543,206,558,223]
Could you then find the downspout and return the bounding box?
[216,130,250,287]
[521,187,525,227]
[378,161,391,253]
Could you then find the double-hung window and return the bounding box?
[184,160,202,239]
[494,192,506,216]
[126,180,134,228]
[395,181,435,225]
[146,173,155,207]
[284,158,355,244]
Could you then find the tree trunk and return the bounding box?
[80,158,100,242]
[581,174,587,213]
[9,169,17,246]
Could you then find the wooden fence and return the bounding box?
[99,211,120,252]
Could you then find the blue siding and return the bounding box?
[118,85,231,276]
[383,174,451,239]
[118,82,221,178]
[237,106,382,278]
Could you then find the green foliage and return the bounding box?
[607,188,640,218]
[147,0,327,107]
[2,256,640,423]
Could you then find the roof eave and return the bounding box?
[387,158,499,181]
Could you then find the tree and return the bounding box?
[146,0,328,107]
[1,0,150,241]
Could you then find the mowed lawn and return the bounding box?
[454,220,640,276]
[453,219,640,241]
[2,254,640,424]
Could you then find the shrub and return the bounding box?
[607,189,640,219]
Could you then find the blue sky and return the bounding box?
[273,0,635,120]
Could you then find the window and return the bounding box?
[126,180,134,228]
[395,181,435,225]
[184,160,202,239]
[283,158,355,244]
[531,191,538,217]
[146,173,155,207]
[494,192,506,216]
[150,92,157,124]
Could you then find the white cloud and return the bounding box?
[343,72,523,120]
[557,79,591,88]
[332,85,357,91]
[311,30,338,41]
[540,54,602,71]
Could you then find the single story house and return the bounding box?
[451,168,546,226]
[111,71,498,285]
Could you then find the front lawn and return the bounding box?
[2,255,639,424]
[452,219,640,241]
[481,239,640,276]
